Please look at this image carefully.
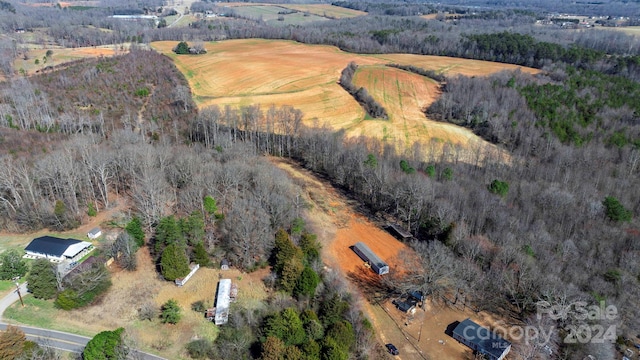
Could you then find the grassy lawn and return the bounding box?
[4,296,96,337]
[0,280,18,293]
[5,296,54,329]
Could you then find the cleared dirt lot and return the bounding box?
[270,158,502,360]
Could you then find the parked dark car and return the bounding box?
[385,343,399,355]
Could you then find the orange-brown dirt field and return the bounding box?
[271,158,516,360]
[152,39,537,162]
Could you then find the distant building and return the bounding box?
[24,236,94,263]
[111,14,158,20]
[452,318,511,360]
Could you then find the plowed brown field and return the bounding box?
[153,39,537,160]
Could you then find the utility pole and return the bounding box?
[12,277,24,307]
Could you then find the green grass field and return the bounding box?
[3,296,93,337]
[224,5,328,26]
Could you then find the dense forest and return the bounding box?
[1,47,195,136]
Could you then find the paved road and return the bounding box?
[0,282,166,360]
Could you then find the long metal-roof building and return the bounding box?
[215,279,232,325]
[24,236,93,263]
[352,242,389,275]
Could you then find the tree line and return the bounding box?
[338,62,388,120]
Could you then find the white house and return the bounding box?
[87,227,102,239]
[24,236,94,263]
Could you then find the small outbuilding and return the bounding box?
[387,223,413,240]
[452,318,511,360]
[87,227,102,239]
[220,259,229,271]
[24,236,94,263]
[175,263,200,287]
[352,242,389,275]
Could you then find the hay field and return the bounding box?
[598,26,640,36]
[220,3,365,19]
[223,5,328,26]
[152,39,538,157]
[279,4,366,18]
[351,64,505,149]
[13,44,129,76]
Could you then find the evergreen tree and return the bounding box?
[125,216,145,247]
[290,218,305,235]
[301,339,321,359]
[54,200,66,219]
[283,345,303,360]
[173,41,190,54]
[299,233,321,264]
[280,257,304,294]
[280,308,306,346]
[160,243,190,281]
[320,338,348,360]
[326,321,355,352]
[363,154,378,168]
[0,250,28,280]
[203,195,218,215]
[425,164,436,177]
[319,294,349,327]
[25,259,58,299]
[160,299,181,324]
[488,179,509,197]
[263,312,287,340]
[603,196,632,222]
[192,242,211,267]
[304,320,324,341]
[274,229,302,274]
[183,211,205,245]
[155,215,182,252]
[83,327,126,360]
[54,289,79,310]
[294,266,320,298]
[87,203,97,217]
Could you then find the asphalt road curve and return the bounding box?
[0,282,166,360]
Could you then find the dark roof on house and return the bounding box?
[396,300,414,312]
[25,236,82,257]
[409,290,424,301]
[453,319,511,359]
